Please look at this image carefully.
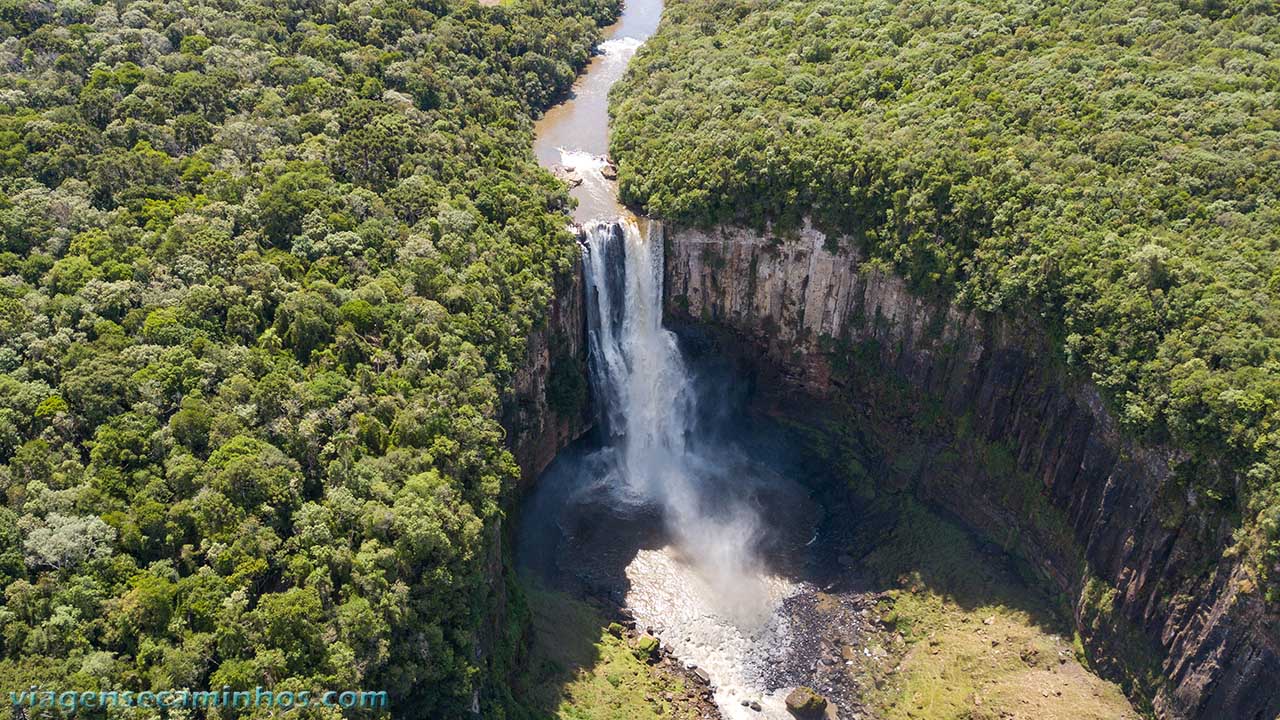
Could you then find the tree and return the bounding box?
[274,290,339,361]
[204,435,302,516]
[22,513,115,572]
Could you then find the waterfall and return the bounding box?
[581,218,770,625]
[582,219,694,491]
[519,1,818,715]
[512,216,817,718]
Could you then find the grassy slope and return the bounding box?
[864,502,1138,720]
[516,585,700,720]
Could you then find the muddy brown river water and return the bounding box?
[531,0,661,222]
[517,1,893,718]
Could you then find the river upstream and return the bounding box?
[517,1,883,718]
[531,0,661,223]
[513,3,1149,719]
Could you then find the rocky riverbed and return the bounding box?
[514,417,907,720]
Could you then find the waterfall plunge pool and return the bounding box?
[513,0,1136,716]
[514,221,889,719]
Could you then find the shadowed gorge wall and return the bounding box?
[660,222,1280,720]
[505,251,592,487]
[488,247,591,708]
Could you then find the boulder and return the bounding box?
[784,687,828,718]
[633,634,660,662]
[551,164,583,188]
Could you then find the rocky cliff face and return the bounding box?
[662,222,1280,720]
[504,248,592,486]
[480,246,591,713]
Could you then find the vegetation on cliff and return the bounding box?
[0,0,617,714]
[515,585,703,720]
[861,502,1138,720]
[612,0,1280,595]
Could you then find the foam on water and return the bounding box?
[624,548,805,720]
[579,219,818,718]
[600,36,644,58]
[557,148,607,172]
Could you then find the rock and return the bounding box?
[608,622,625,637]
[693,668,711,685]
[1019,642,1040,665]
[784,687,828,718]
[750,701,762,711]
[633,634,660,662]
[601,160,618,180]
[550,164,583,188]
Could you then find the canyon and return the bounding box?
[495,0,1277,716]
[501,219,1280,719]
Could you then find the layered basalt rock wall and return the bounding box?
[661,222,1280,720]
[504,248,592,486]
[482,246,591,712]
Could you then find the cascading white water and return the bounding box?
[583,219,767,614]
[582,219,697,496]
[521,0,847,713]
[580,218,805,719]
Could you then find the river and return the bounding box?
[519,1,878,717]
[531,0,661,223]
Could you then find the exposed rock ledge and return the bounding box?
[660,221,1280,720]
[478,250,591,712]
[505,249,592,486]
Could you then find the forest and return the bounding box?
[0,0,618,715]
[611,0,1280,600]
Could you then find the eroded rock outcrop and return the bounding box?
[784,686,829,718]
[661,221,1280,720]
[481,248,591,711]
[504,248,592,486]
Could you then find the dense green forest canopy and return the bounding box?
[612,0,1280,596]
[0,0,616,715]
